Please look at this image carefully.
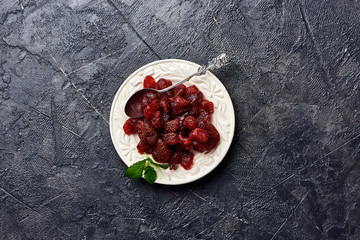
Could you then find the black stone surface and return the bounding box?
[1,0,359,239]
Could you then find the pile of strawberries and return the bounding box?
[123,76,220,170]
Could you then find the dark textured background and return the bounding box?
[1,0,359,239]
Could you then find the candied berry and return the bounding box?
[197,120,220,151]
[189,128,209,143]
[164,119,180,132]
[171,96,189,115]
[142,142,156,154]
[141,92,158,110]
[185,85,199,96]
[151,110,164,129]
[192,140,206,152]
[143,75,156,88]
[162,132,179,145]
[156,78,172,90]
[197,109,211,122]
[137,141,146,154]
[144,99,161,120]
[171,96,189,108]
[173,84,186,96]
[136,121,158,145]
[179,134,192,150]
[160,96,171,114]
[152,139,170,163]
[169,151,181,170]
[188,107,199,117]
[187,91,203,107]
[183,115,198,130]
[199,100,214,114]
[180,150,194,170]
[123,118,138,135]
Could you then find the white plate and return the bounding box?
[109,59,235,185]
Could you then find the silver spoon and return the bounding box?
[125,53,230,118]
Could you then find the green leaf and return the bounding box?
[148,157,169,169]
[143,166,157,184]
[150,161,169,169]
[124,160,146,179]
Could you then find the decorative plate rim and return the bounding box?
[109,59,235,185]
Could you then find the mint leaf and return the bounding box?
[124,160,146,179]
[147,155,169,169]
[150,161,169,169]
[143,166,157,184]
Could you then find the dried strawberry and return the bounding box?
[156,78,172,90]
[169,151,181,170]
[199,100,214,114]
[143,75,156,88]
[188,107,199,117]
[160,96,171,114]
[123,118,138,135]
[137,141,146,154]
[171,96,189,108]
[151,110,164,129]
[197,120,220,151]
[180,150,194,170]
[162,132,179,145]
[141,92,158,110]
[179,134,192,150]
[171,96,189,115]
[185,85,199,96]
[187,91,203,107]
[152,139,170,163]
[164,119,180,133]
[192,140,206,152]
[144,99,161,120]
[197,109,211,122]
[136,121,158,145]
[183,115,198,130]
[189,128,209,143]
[173,84,186,96]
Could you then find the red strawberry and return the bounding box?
[156,78,172,90]
[185,85,199,96]
[169,151,181,170]
[180,150,194,170]
[136,121,158,145]
[179,134,192,150]
[189,128,209,143]
[162,132,179,145]
[143,75,156,88]
[160,96,171,114]
[186,91,203,107]
[141,92,158,110]
[144,99,161,120]
[123,118,138,135]
[151,110,164,129]
[197,120,220,151]
[171,96,189,115]
[198,100,214,114]
[152,139,170,163]
[164,119,180,133]
[173,84,186,96]
[197,109,211,122]
[183,115,198,130]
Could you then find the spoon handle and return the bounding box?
[159,53,230,93]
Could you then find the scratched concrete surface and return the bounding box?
[1,0,359,239]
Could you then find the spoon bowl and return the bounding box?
[124,88,160,118]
